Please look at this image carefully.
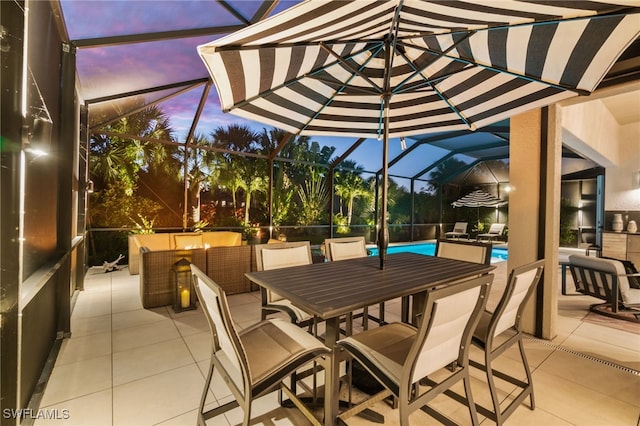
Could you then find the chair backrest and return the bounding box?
[568,254,632,303]
[323,236,367,261]
[452,222,468,233]
[406,274,493,385]
[191,265,249,400]
[487,223,505,235]
[435,239,492,265]
[488,260,544,338]
[254,241,312,302]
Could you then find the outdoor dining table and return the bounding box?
[245,252,495,425]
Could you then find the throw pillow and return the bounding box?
[622,259,640,289]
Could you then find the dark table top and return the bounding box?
[245,252,495,320]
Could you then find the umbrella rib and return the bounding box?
[307,76,381,96]
[391,33,477,130]
[298,44,386,134]
[392,32,474,95]
[391,67,468,94]
[227,42,382,112]
[405,37,589,96]
[297,44,385,134]
[434,50,588,96]
[430,84,476,131]
[319,42,383,93]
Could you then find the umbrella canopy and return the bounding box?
[452,189,507,226]
[199,1,639,139]
[452,190,507,208]
[198,0,639,267]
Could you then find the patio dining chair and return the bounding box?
[191,265,330,426]
[336,274,493,425]
[445,222,469,239]
[477,223,506,243]
[411,239,492,324]
[436,239,492,265]
[254,241,316,330]
[323,236,385,331]
[467,259,545,425]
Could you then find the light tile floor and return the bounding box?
[33,260,640,426]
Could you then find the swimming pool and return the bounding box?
[367,242,508,263]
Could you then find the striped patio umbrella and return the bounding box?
[198,0,639,268]
[452,190,507,208]
[452,189,507,226]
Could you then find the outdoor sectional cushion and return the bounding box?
[174,234,203,249]
[201,231,242,248]
[128,231,242,274]
[128,234,172,274]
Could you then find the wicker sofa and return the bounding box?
[132,231,251,309]
[139,248,208,308]
[138,245,254,309]
[128,231,242,275]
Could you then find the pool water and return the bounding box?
[367,242,508,263]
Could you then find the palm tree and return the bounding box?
[217,164,244,211]
[90,105,175,195]
[425,158,468,193]
[177,133,221,226]
[297,174,329,225]
[258,129,295,227]
[211,124,267,225]
[90,105,177,230]
[241,174,268,226]
[334,161,371,226]
[271,164,294,227]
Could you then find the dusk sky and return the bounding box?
[61,0,490,187]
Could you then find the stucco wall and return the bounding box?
[561,98,619,167]
[605,123,640,211]
[561,91,640,211]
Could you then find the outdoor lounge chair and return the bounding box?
[477,223,506,242]
[445,222,469,239]
[191,265,330,426]
[568,254,640,321]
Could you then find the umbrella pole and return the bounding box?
[377,94,390,270]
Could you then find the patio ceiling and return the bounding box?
[56,0,640,185]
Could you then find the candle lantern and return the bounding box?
[172,258,196,313]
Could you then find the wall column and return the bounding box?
[509,107,562,339]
